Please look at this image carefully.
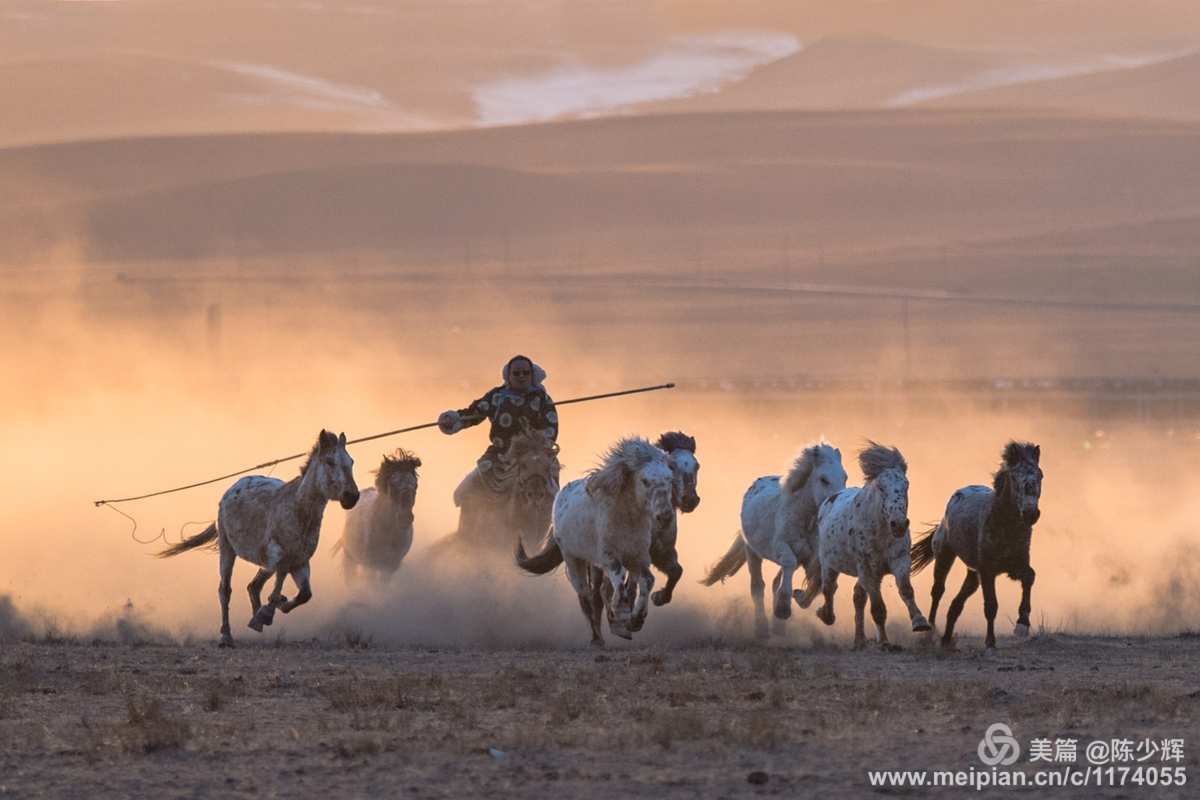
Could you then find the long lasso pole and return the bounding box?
[93,382,675,507]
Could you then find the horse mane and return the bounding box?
[859,441,906,482]
[994,440,1040,492]
[655,431,696,453]
[783,442,836,494]
[298,443,319,476]
[586,436,662,496]
[298,430,338,476]
[1002,440,1040,468]
[374,447,421,490]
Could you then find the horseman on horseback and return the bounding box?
[438,355,561,545]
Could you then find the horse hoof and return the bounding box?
[1013,623,1030,639]
[912,620,931,633]
[610,627,633,641]
[630,616,646,633]
[815,607,835,627]
[794,590,814,610]
[247,618,264,633]
[772,601,792,621]
[881,642,903,653]
[651,590,670,607]
[218,636,234,649]
[590,638,605,649]
[852,638,867,651]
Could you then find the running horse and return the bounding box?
[158,430,359,646]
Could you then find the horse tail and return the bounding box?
[515,525,563,575]
[156,523,219,559]
[909,523,941,574]
[699,532,747,586]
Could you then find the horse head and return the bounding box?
[786,442,848,511]
[587,437,674,530]
[999,441,1042,524]
[305,430,359,509]
[656,431,700,513]
[504,429,561,505]
[375,448,420,526]
[860,442,909,538]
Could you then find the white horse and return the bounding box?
[815,442,929,649]
[332,448,420,587]
[516,437,675,645]
[701,443,846,638]
[159,429,359,647]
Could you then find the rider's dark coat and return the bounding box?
[455,385,558,459]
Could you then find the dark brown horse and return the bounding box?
[647,431,701,606]
[911,441,1043,649]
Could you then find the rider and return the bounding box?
[438,355,558,501]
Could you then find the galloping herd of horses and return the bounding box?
[159,427,1043,651]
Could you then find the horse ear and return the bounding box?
[338,432,347,446]
[1032,444,1041,462]
[318,429,333,452]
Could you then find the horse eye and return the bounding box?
[820,477,829,485]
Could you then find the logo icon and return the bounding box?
[978,723,1021,766]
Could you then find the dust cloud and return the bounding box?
[1,262,1197,648]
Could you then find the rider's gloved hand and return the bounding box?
[438,410,462,434]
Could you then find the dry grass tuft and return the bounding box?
[117,695,190,754]
[320,677,409,713]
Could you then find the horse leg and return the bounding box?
[980,571,1000,649]
[267,571,288,605]
[589,565,612,624]
[772,551,798,621]
[245,568,272,632]
[794,553,823,609]
[852,581,868,650]
[589,568,606,640]
[941,570,979,649]
[250,571,288,631]
[769,568,787,634]
[630,564,655,633]
[815,565,838,627]
[928,547,956,631]
[217,535,235,648]
[746,551,769,639]
[893,561,931,633]
[866,575,891,649]
[1014,565,1036,638]
[650,546,682,607]
[277,564,313,614]
[566,558,604,647]
[601,560,633,639]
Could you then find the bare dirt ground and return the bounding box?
[1,633,1197,798]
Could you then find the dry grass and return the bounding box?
[0,635,1194,797]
